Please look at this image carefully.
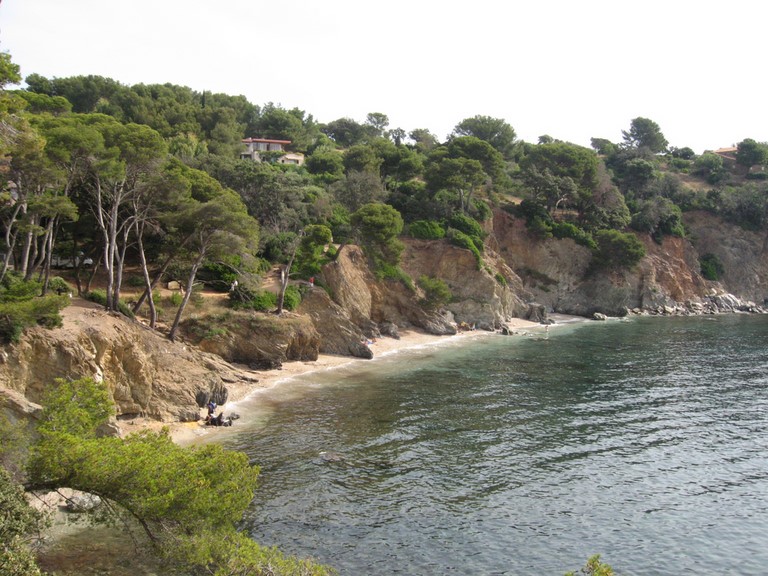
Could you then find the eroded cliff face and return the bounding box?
[2,208,765,429]
[320,243,529,334]
[320,244,458,335]
[400,239,529,329]
[684,211,768,303]
[489,208,766,315]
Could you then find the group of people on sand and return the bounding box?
[204,401,233,427]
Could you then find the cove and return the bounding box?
[220,315,768,575]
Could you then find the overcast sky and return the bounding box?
[2,0,765,153]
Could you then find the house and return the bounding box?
[240,138,305,166]
[712,146,737,159]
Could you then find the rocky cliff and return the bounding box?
[489,208,767,316]
[0,301,260,424]
[2,208,766,428]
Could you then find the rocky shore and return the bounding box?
[624,291,767,318]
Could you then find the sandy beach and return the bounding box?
[142,317,552,445]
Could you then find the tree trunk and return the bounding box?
[168,251,205,342]
[275,239,299,315]
[135,221,157,329]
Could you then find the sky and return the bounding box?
[1,0,765,154]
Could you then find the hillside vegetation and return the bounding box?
[3,49,768,575]
[4,53,768,345]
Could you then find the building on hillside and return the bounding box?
[240,138,305,166]
[712,147,738,168]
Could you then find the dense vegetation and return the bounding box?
[5,51,768,336]
[3,48,768,573]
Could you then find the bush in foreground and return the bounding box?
[26,377,335,575]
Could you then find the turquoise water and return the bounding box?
[222,315,768,575]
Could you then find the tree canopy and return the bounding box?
[621,117,668,154]
[452,115,516,158]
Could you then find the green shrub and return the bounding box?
[0,276,68,343]
[84,290,135,318]
[448,213,485,251]
[495,273,507,286]
[515,198,551,223]
[551,222,597,249]
[418,275,451,310]
[630,197,685,242]
[250,291,278,312]
[376,262,415,290]
[700,253,725,280]
[85,290,107,307]
[565,554,615,576]
[169,291,183,307]
[190,290,205,308]
[446,228,482,267]
[0,296,66,343]
[668,157,691,172]
[47,276,72,295]
[125,275,147,288]
[528,215,553,239]
[282,285,302,311]
[0,274,41,299]
[228,285,255,308]
[197,260,239,292]
[471,198,492,222]
[592,229,646,270]
[0,467,48,576]
[409,220,446,240]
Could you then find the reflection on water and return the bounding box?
[221,315,768,575]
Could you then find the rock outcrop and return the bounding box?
[321,244,459,335]
[400,239,529,330]
[0,301,260,423]
[3,205,767,430]
[488,208,768,316]
[181,310,321,366]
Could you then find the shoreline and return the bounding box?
[132,317,556,445]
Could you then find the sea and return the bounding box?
[219,314,768,575]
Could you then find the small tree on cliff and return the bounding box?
[591,229,646,270]
[275,232,301,316]
[274,224,333,314]
[350,203,405,277]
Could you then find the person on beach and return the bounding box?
[205,401,216,423]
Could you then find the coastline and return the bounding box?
[129,317,553,446]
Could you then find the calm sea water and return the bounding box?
[221,315,768,575]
